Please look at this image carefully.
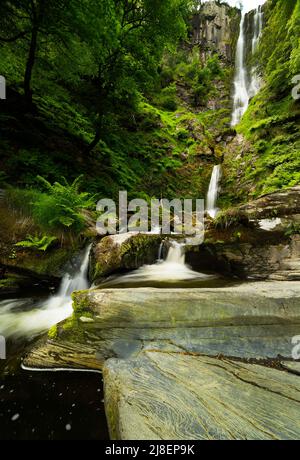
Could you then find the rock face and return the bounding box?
[104,351,300,440]
[24,282,300,370]
[191,1,240,64]
[90,233,163,283]
[187,187,300,280]
[240,186,300,219]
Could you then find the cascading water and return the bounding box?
[100,241,214,287]
[0,245,91,338]
[231,5,263,126]
[248,5,263,98]
[206,165,222,219]
[231,11,249,126]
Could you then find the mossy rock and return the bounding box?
[90,233,163,283]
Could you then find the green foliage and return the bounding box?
[32,176,95,232]
[284,222,300,237]
[155,84,178,111]
[222,0,300,200]
[15,234,58,252]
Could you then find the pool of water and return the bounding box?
[0,336,109,440]
[0,281,109,440]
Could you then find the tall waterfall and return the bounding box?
[206,165,222,219]
[0,245,91,338]
[231,11,249,127]
[231,5,263,126]
[248,5,263,98]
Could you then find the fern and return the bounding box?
[15,235,58,251]
[33,176,95,232]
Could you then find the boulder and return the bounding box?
[90,233,163,283]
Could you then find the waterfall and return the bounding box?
[231,6,263,126]
[251,5,263,54]
[100,241,213,286]
[165,241,186,265]
[231,11,249,126]
[206,165,222,219]
[0,245,91,338]
[248,5,263,98]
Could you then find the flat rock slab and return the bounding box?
[73,283,300,328]
[104,352,300,440]
[23,282,300,370]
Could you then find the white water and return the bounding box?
[231,12,249,126]
[206,165,222,219]
[0,245,91,338]
[100,241,213,286]
[231,6,263,126]
[248,5,263,98]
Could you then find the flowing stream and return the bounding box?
[231,5,263,126]
[0,245,91,339]
[98,241,223,289]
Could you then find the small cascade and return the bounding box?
[100,241,213,287]
[158,241,165,261]
[206,165,222,219]
[231,5,264,126]
[0,245,91,338]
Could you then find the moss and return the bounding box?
[48,325,58,340]
[120,234,162,267]
[72,291,92,317]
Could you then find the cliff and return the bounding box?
[191,1,241,64]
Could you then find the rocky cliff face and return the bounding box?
[191,1,241,64]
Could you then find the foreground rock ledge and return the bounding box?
[23,282,300,370]
[104,351,300,440]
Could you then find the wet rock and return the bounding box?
[187,187,300,280]
[23,282,300,370]
[90,233,163,283]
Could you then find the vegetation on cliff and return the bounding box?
[222,0,300,203]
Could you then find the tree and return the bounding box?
[74,0,191,153]
[0,0,70,108]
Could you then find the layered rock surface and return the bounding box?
[24,280,300,440]
[104,351,300,440]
